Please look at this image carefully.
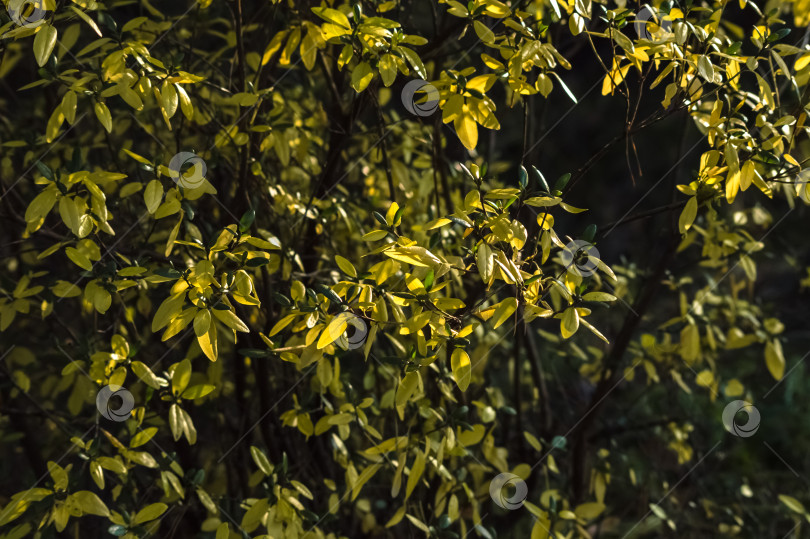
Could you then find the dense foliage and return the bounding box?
[2,0,810,537]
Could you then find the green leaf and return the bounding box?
[239,208,255,232]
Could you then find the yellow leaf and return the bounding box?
[601,61,630,95]
[25,186,58,224]
[477,243,493,283]
[335,255,357,277]
[52,280,81,297]
[492,297,518,329]
[680,324,700,364]
[385,505,407,527]
[384,249,429,267]
[779,494,805,514]
[740,160,754,191]
[312,7,351,29]
[454,108,478,150]
[351,463,382,501]
[175,83,193,120]
[765,339,784,380]
[317,314,349,349]
[65,247,92,271]
[250,446,273,475]
[395,371,419,406]
[72,491,109,517]
[473,20,494,42]
[450,348,471,391]
[678,196,698,233]
[131,360,161,389]
[198,322,218,361]
[70,6,102,36]
[560,307,579,339]
[143,179,163,214]
[172,359,191,396]
[130,427,158,448]
[405,450,425,499]
[212,309,250,333]
[574,502,605,520]
[131,503,167,525]
[724,378,744,397]
[531,516,552,539]
[794,53,810,72]
[726,168,741,203]
[94,101,112,133]
[161,81,178,119]
[378,53,397,87]
[152,292,186,332]
[351,61,373,92]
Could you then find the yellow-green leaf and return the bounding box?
[198,322,218,361]
[454,110,478,150]
[405,450,425,499]
[379,54,397,87]
[334,255,357,278]
[212,308,250,333]
[317,314,349,349]
[34,24,58,67]
[351,62,373,92]
[250,446,273,475]
[778,494,806,514]
[172,359,191,396]
[560,307,579,339]
[72,491,110,517]
[143,179,163,214]
[94,101,112,133]
[131,503,167,525]
[678,196,698,233]
[395,371,419,406]
[765,339,785,381]
[450,348,471,391]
